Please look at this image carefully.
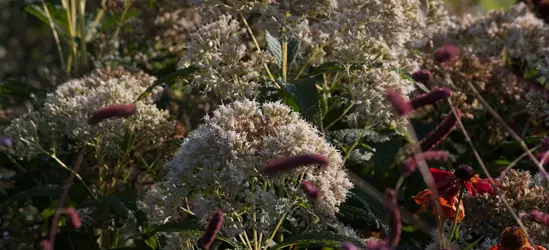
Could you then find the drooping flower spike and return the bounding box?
[434,44,460,64]
[88,103,137,125]
[386,88,452,116]
[419,109,461,151]
[64,207,82,229]
[201,210,224,250]
[301,181,322,200]
[261,154,330,175]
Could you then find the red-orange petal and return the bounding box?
[412,189,432,212]
[430,168,455,189]
[471,176,493,195]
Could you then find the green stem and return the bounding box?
[447,186,464,247]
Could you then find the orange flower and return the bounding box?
[488,226,547,250]
[412,189,465,222]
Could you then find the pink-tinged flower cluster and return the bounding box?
[88,103,137,125]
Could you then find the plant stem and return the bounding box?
[47,146,87,249]
[447,187,464,247]
[40,0,67,72]
[261,210,289,250]
[238,12,277,86]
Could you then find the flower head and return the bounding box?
[434,44,460,64]
[489,226,547,250]
[412,188,465,222]
[411,70,433,83]
[142,99,353,242]
[201,210,224,250]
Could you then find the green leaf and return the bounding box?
[287,36,301,67]
[279,78,323,127]
[265,30,282,68]
[462,236,485,250]
[151,220,202,233]
[25,4,70,38]
[0,79,42,100]
[371,136,405,178]
[308,62,364,76]
[134,66,200,102]
[0,185,62,209]
[270,231,364,249]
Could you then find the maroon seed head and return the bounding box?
[411,70,433,84]
[454,165,475,181]
[261,154,329,175]
[386,88,412,116]
[88,103,137,125]
[434,44,460,64]
[301,181,322,200]
[408,87,452,110]
[419,109,461,151]
[64,207,82,229]
[201,210,224,250]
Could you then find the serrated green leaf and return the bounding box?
[371,137,404,177]
[279,78,323,127]
[134,66,200,102]
[265,30,282,68]
[270,231,365,249]
[287,36,301,67]
[0,185,62,209]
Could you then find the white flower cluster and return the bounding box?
[3,69,173,159]
[177,14,272,100]
[345,66,416,127]
[139,99,353,247]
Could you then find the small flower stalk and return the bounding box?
[384,189,401,249]
[201,210,224,250]
[261,154,330,175]
[419,109,461,151]
[402,151,449,176]
[301,181,322,200]
[88,103,137,125]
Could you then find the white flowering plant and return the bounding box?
[4,0,549,250]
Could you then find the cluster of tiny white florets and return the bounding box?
[3,69,173,159]
[139,99,353,246]
[345,66,416,127]
[525,88,549,126]
[176,14,272,100]
[440,3,549,77]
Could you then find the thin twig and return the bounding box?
[46,146,87,250]
[465,81,549,182]
[447,100,536,247]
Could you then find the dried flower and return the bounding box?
[402,151,449,176]
[419,110,461,151]
[489,226,547,250]
[384,189,401,249]
[201,210,224,250]
[302,181,322,200]
[409,87,452,110]
[64,207,82,229]
[261,154,330,175]
[434,44,460,64]
[387,88,412,116]
[411,70,433,83]
[88,104,137,125]
[523,210,549,227]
